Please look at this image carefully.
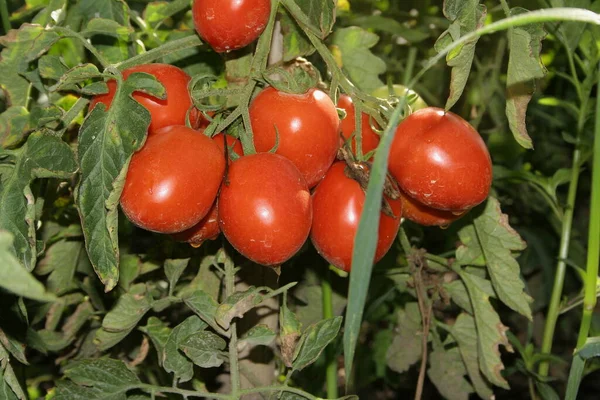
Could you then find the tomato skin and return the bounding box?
[211,133,243,163]
[399,189,463,227]
[337,95,380,158]
[192,0,270,52]
[120,125,225,234]
[90,64,198,134]
[250,87,340,188]
[171,201,220,246]
[388,107,492,211]
[311,162,402,272]
[218,153,312,266]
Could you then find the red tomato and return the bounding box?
[337,95,380,158]
[192,0,270,52]
[388,107,492,211]
[311,162,402,272]
[120,125,225,233]
[212,132,243,163]
[90,64,198,134]
[218,153,312,266]
[399,189,463,227]
[171,201,220,246]
[250,87,340,188]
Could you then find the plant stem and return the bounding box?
[402,47,418,87]
[224,256,240,397]
[575,62,600,349]
[116,35,202,70]
[0,0,10,35]
[322,267,338,399]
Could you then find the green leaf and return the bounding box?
[295,0,336,38]
[0,328,28,365]
[460,270,511,389]
[280,298,302,368]
[143,0,190,28]
[82,18,133,40]
[451,313,495,399]
[163,316,207,382]
[164,258,190,295]
[76,72,165,291]
[280,9,315,62]
[78,0,130,26]
[50,63,103,92]
[295,284,347,328]
[215,287,264,330]
[435,0,486,110]
[183,289,220,329]
[180,331,226,369]
[0,367,19,400]
[575,336,600,359]
[458,198,532,320]
[0,24,60,107]
[505,7,547,149]
[349,16,430,43]
[536,381,560,400]
[38,55,69,81]
[292,316,342,371]
[0,107,30,149]
[35,301,94,352]
[0,231,56,302]
[41,240,83,295]
[96,284,153,350]
[550,0,590,52]
[239,325,276,347]
[386,303,423,373]
[139,317,171,367]
[330,26,386,93]
[565,354,585,400]
[62,358,140,399]
[0,132,77,271]
[427,346,474,400]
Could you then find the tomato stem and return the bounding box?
[322,267,339,399]
[0,0,10,35]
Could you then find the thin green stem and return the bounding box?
[52,27,109,69]
[575,62,600,349]
[116,35,202,70]
[322,268,338,399]
[402,47,418,87]
[538,95,589,378]
[0,0,10,35]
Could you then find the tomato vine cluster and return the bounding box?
[88,0,493,273]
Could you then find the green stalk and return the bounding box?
[322,268,338,399]
[575,63,600,349]
[402,47,418,87]
[0,0,10,35]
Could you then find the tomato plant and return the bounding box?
[90,64,199,134]
[192,0,271,52]
[120,125,225,233]
[218,152,312,266]
[311,162,402,272]
[388,107,493,211]
[250,87,340,188]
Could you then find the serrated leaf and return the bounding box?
[42,240,83,295]
[331,27,386,93]
[0,231,56,302]
[451,313,495,399]
[458,198,532,320]
[292,316,342,371]
[78,0,129,26]
[435,0,486,109]
[143,0,190,28]
[0,132,77,271]
[96,284,153,350]
[386,302,423,373]
[50,64,103,92]
[38,55,70,81]
[427,346,473,400]
[180,331,226,368]
[461,270,511,389]
[239,325,276,347]
[505,7,547,149]
[280,9,315,62]
[63,358,140,399]
[54,380,107,400]
[183,289,219,328]
[76,72,165,291]
[163,316,207,382]
[36,301,94,352]
[82,19,133,40]
[0,24,60,107]
[139,317,171,367]
[164,258,190,295]
[295,0,336,38]
[0,107,30,148]
[215,287,264,330]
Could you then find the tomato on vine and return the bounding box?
[399,189,463,227]
[311,162,402,272]
[90,64,202,134]
[218,153,312,266]
[338,94,380,159]
[250,87,340,188]
[212,132,243,163]
[388,107,492,211]
[171,201,220,246]
[120,125,225,234]
[192,0,271,52]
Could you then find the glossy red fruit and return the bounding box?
[250,87,340,188]
[212,133,243,163]
[388,107,492,211]
[192,0,270,52]
[399,189,463,227]
[120,126,225,233]
[171,201,220,246]
[218,153,312,266]
[337,94,380,158]
[90,64,197,134]
[311,162,402,272]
